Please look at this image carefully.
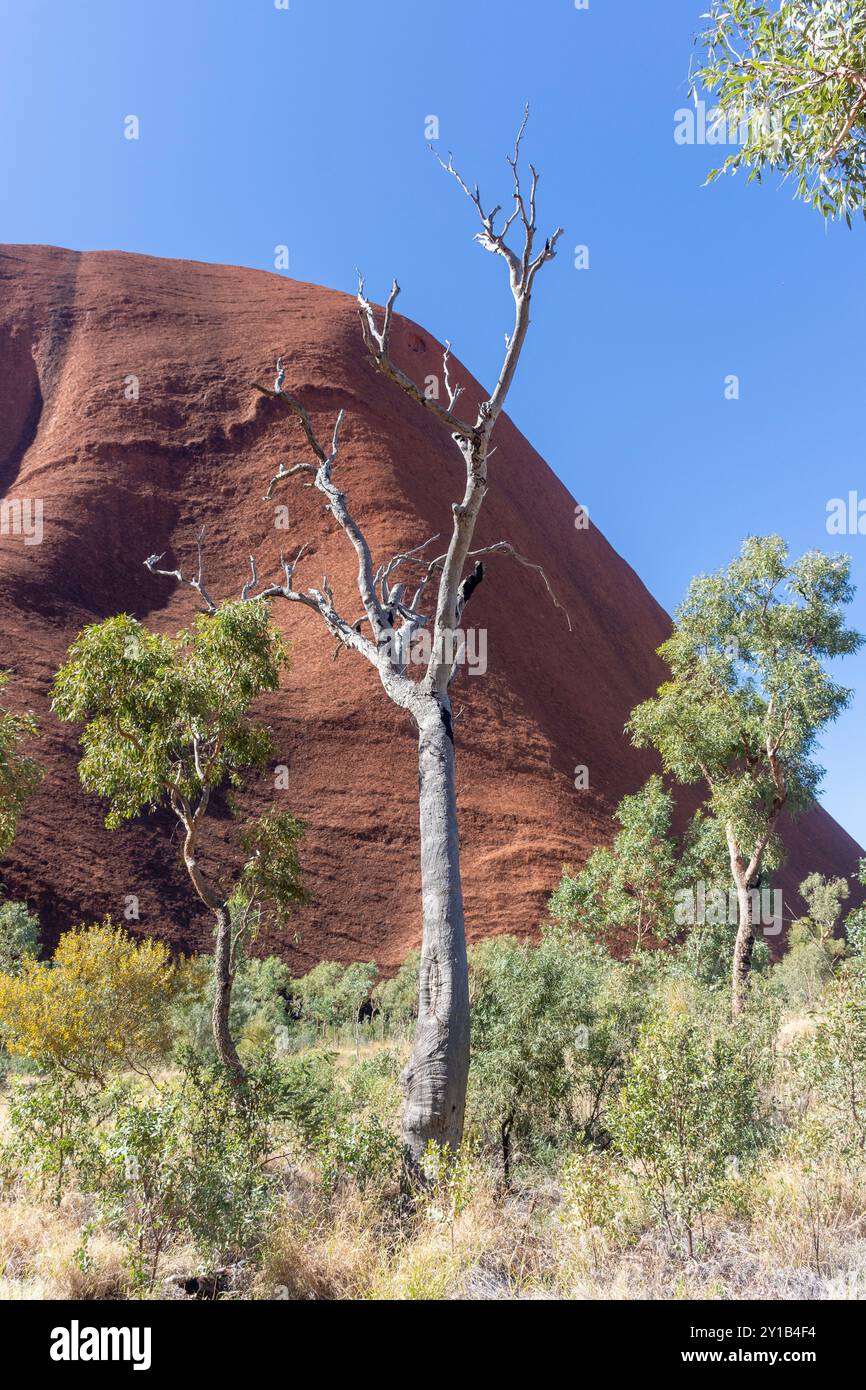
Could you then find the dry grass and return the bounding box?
[3,1149,865,1301]
[0,1190,130,1299]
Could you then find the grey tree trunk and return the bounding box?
[212,904,245,1085]
[401,699,470,1169]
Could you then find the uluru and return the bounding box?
[0,243,862,969]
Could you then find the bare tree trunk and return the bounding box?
[401,698,470,1168]
[212,904,245,1085]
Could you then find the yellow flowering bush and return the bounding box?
[0,921,175,1080]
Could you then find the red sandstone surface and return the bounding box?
[0,245,861,969]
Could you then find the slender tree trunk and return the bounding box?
[212,904,245,1085]
[400,698,470,1172]
[500,1113,514,1191]
[731,878,755,1020]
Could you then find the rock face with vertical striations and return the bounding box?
[0,244,861,968]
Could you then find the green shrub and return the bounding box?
[788,979,866,1161]
[467,927,642,1180]
[290,960,379,1035]
[0,898,39,977]
[3,1075,112,1203]
[170,948,294,1064]
[376,951,420,1029]
[612,1009,764,1255]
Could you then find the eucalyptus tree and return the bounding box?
[0,669,42,853]
[691,1,866,222]
[147,114,564,1169]
[51,601,305,1083]
[550,776,690,954]
[628,535,862,1018]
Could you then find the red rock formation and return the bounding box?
[0,245,861,968]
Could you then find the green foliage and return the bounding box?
[670,911,769,990]
[2,1074,114,1204]
[551,777,694,951]
[788,978,866,1159]
[419,1140,476,1224]
[629,538,860,859]
[799,871,850,940]
[52,602,286,830]
[844,857,866,957]
[238,811,307,927]
[0,670,42,851]
[769,873,849,1009]
[560,1141,622,1264]
[467,928,647,1171]
[96,1088,188,1291]
[692,2,866,222]
[170,948,293,1065]
[318,1112,402,1196]
[276,1048,401,1195]
[0,897,40,976]
[629,536,861,1014]
[376,951,420,1028]
[290,959,379,1033]
[52,601,304,1074]
[612,1009,764,1253]
[168,1057,285,1263]
[4,1055,291,1284]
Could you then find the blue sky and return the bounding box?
[2,0,864,847]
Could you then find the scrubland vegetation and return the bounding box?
[0,525,864,1301]
[1,871,865,1301]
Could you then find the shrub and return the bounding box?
[171,948,293,1065]
[0,899,40,977]
[788,979,866,1161]
[4,1055,292,1286]
[612,1010,764,1255]
[0,922,176,1081]
[276,1049,401,1196]
[96,1089,188,1292]
[376,951,420,1029]
[769,872,849,1010]
[549,777,687,952]
[165,1058,284,1265]
[318,1113,401,1197]
[560,1142,622,1270]
[290,960,378,1034]
[3,1075,112,1203]
[467,928,634,1180]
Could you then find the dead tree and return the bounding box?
[251,111,563,1170]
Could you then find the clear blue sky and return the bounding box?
[2,0,864,847]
